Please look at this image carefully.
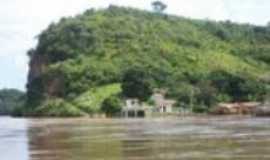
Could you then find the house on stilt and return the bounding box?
[121,99,150,118]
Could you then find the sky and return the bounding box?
[0,0,269,91]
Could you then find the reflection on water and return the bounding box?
[2,117,270,160]
[0,116,28,160]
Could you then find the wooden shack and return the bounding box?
[211,102,260,115]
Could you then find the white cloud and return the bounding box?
[223,0,270,24]
[0,0,269,90]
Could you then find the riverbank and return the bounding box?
[11,110,262,119]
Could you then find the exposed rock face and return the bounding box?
[45,76,65,98]
[27,53,66,102]
[26,54,49,105]
[27,54,48,84]
[28,54,65,98]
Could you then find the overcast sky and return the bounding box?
[0,0,270,91]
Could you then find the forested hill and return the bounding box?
[25,6,270,116]
[0,89,25,115]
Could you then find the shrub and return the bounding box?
[101,95,122,117]
[35,99,84,117]
[193,105,208,113]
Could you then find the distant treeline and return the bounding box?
[0,89,25,115]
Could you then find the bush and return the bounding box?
[35,99,84,117]
[193,105,208,113]
[101,95,122,117]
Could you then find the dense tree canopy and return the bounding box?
[121,67,154,101]
[25,6,270,116]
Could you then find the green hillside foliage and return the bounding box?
[0,89,25,115]
[24,84,121,117]
[26,6,270,116]
[73,83,121,114]
[34,98,84,117]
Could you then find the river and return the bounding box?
[1,116,270,160]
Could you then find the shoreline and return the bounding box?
[2,114,260,120]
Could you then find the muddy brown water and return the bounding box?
[1,116,270,160]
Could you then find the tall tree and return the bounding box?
[121,68,153,101]
[151,1,167,13]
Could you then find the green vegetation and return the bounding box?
[24,84,121,117]
[0,89,25,115]
[35,98,84,117]
[73,84,122,114]
[122,67,154,101]
[101,95,122,117]
[25,6,270,116]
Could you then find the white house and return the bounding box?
[151,92,176,113]
[122,99,147,118]
[121,90,177,118]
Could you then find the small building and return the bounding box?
[121,90,177,118]
[151,92,176,113]
[121,99,147,118]
[211,102,260,115]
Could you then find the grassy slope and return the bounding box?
[73,83,122,114]
[32,84,121,116]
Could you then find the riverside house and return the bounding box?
[121,99,149,118]
[151,92,176,113]
[121,90,177,118]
